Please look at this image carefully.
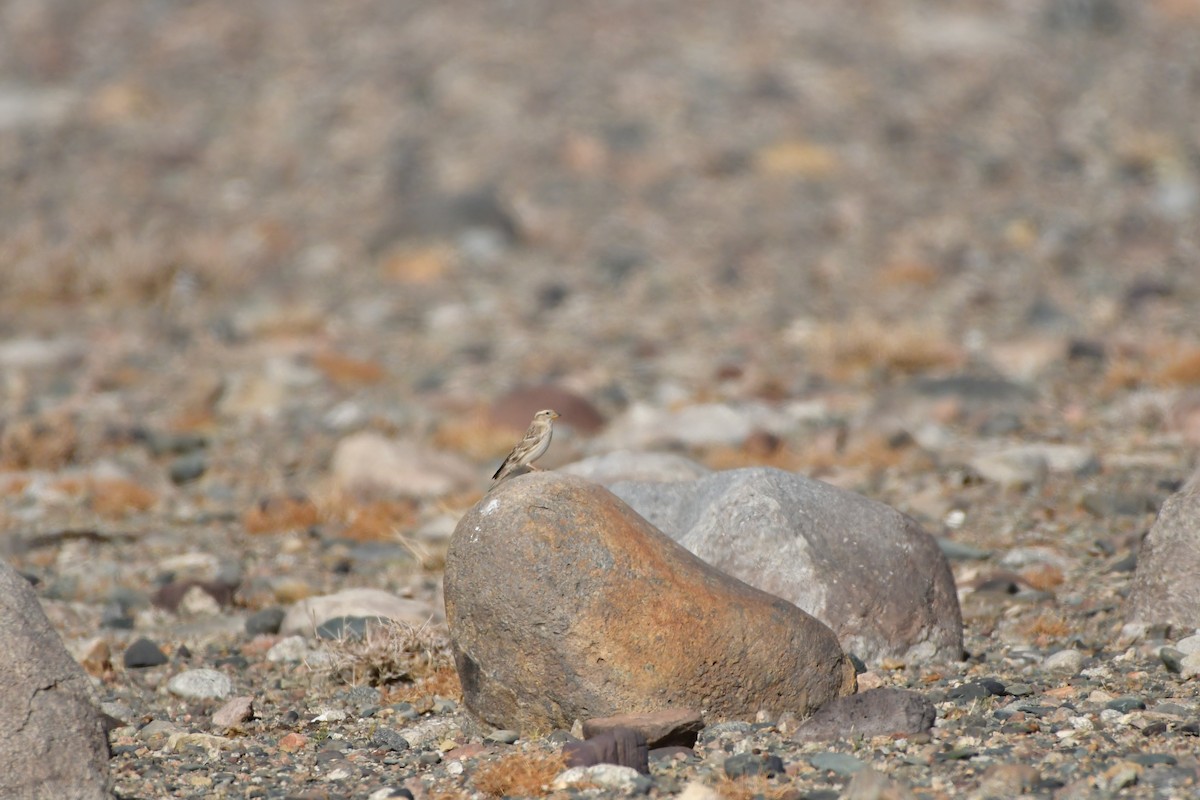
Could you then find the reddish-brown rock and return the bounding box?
[583,708,704,748]
[444,473,855,732]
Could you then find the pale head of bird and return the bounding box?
[535,409,560,422]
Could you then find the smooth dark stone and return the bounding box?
[169,452,208,484]
[1142,721,1169,737]
[1129,752,1177,767]
[1160,648,1184,674]
[123,637,168,668]
[1106,697,1147,713]
[246,607,286,636]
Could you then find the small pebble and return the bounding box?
[245,607,286,636]
[371,728,410,753]
[1106,696,1146,714]
[123,637,168,669]
[167,669,233,700]
[1160,647,1184,674]
[808,751,865,777]
[169,452,208,484]
[485,729,519,744]
[1043,649,1085,673]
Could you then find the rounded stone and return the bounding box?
[166,668,233,700]
[444,472,855,732]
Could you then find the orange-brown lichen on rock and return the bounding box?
[444,472,855,733]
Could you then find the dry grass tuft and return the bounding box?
[714,775,799,800]
[243,495,322,534]
[312,350,386,387]
[247,491,421,543]
[800,316,964,381]
[48,476,157,517]
[87,478,158,518]
[877,260,940,288]
[317,619,452,688]
[1017,612,1072,647]
[0,412,79,469]
[336,499,419,542]
[1101,356,1149,394]
[384,663,463,705]
[1019,563,1065,592]
[472,750,566,799]
[1157,346,1200,386]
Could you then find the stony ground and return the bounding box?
[2,0,1200,798]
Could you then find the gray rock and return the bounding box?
[245,607,285,636]
[561,451,712,484]
[266,635,309,663]
[280,589,433,635]
[1179,652,1200,680]
[596,402,796,451]
[553,764,651,794]
[168,452,208,484]
[608,468,962,664]
[331,432,476,498]
[211,696,254,729]
[1160,647,1184,673]
[123,637,168,668]
[372,727,411,752]
[1043,649,1085,674]
[166,669,233,700]
[136,719,178,746]
[793,689,936,742]
[0,560,111,799]
[723,752,785,779]
[967,443,1098,489]
[809,750,867,776]
[445,473,855,732]
[582,708,704,749]
[1127,474,1200,630]
[1175,633,1200,654]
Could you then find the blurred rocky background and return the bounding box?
[2,1,1200,797]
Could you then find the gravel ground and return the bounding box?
[2,1,1200,798]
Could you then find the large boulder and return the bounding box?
[607,468,963,665]
[444,473,855,732]
[0,561,111,800]
[1126,471,1200,631]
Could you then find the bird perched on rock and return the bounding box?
[492,409,559,483]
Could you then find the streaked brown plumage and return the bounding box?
[492,409,560,483]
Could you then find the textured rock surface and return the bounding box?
[281,588,435,635]
[563,727,650,774]
[583,708,705,749]
[607,468,963,664]
[1126,471,1200,630]
[0,561,111,800]
[792,688,936,742]
[444,472,855,731]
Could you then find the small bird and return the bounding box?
[492,409,560,483]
